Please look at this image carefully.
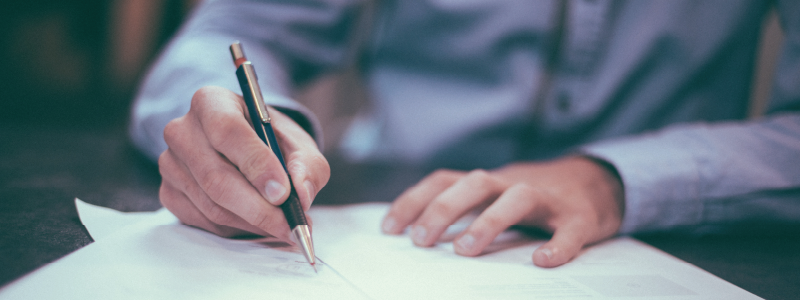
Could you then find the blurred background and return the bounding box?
[0,0,367,149]
[0,0,199,285]
[0,0,197,130]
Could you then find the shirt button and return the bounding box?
[557,92,571,112]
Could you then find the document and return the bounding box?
[75,198,162,241]
[0,200,760,299]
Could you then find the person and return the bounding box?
[130,0,800,268]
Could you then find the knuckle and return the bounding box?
[287,152,308,176]
[241,149,271,177]
[429,169,453,179]
[287,151,331,188]
[204,204,232,226]
[466,169,490,180]
[480,213,507,230]
[159,184,188,221]
[157,152,183,185]
[206,115,240,149]
[198,168,234,201]
[570,214,594,228]
[510,183,540,198]
[463,169,494,189]
[191,86,221,108]
[428,200,456,217]
[251,209,276,230]
[162,118,183,146]
[157,151,171,171]
[310,154,331,186]
[158,184,173,208]
[428,169,460,186]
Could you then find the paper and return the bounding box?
[311,204,760,300]
[75,198,166,241]
[0,202,760,299]
[2,200,367,299]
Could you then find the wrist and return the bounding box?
[578,155,626,218]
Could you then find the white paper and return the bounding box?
[310,204,761,300]
[1,202,367,300]
[0,202,760,300]
[75,198,164,241]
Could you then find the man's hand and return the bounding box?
[158,86,330,241]
[381,156,624,267]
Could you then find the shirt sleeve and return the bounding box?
[128,0,366,161]
[581,1,800,234]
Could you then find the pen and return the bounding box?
[229,41,316,272]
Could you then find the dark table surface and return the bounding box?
[1,126,798,299]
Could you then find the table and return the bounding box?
[1,126,798,299]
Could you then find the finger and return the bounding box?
[192,86,292,206]
[381,169,463,234]
[271,109,330,211]
[159,149,272,236]
[160,180,251,237]
[163,106,291,241]
[453,183,542,256]
[410,169,505,247]
[532,220,590,268]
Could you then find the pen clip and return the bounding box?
[240,62,271,124]
[230,42,271,124]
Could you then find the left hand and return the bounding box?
[381,156,625,267]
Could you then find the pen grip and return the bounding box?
[263,121,309,229]
[281,189,307,228]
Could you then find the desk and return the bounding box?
[1,127,798,299]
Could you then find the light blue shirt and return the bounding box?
[130,0,800,234]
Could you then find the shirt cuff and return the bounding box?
[580,134,705,234]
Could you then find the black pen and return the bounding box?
[229,41,316,271]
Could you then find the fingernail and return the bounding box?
[382,217,396,233]
[411,225,427,244]
[265,180,287,205]
[456,234,475,252]
[540,247,554,260]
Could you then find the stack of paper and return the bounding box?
[0,200,760,299]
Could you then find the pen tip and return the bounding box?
[311,263,318,274]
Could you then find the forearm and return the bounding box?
[129,0,365,160]
[582,113,800,233]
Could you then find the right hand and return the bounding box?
[158,86,330,241]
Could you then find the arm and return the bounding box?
[130,0,368,160]
[583,0,800,234]
[382,1,800,267]
[583,114,800,234]
[129,0,366,239]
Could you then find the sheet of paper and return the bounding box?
[0,203,368,300]
[311,204,760,300]
[75,198,163,241]
[0,202,760,300]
